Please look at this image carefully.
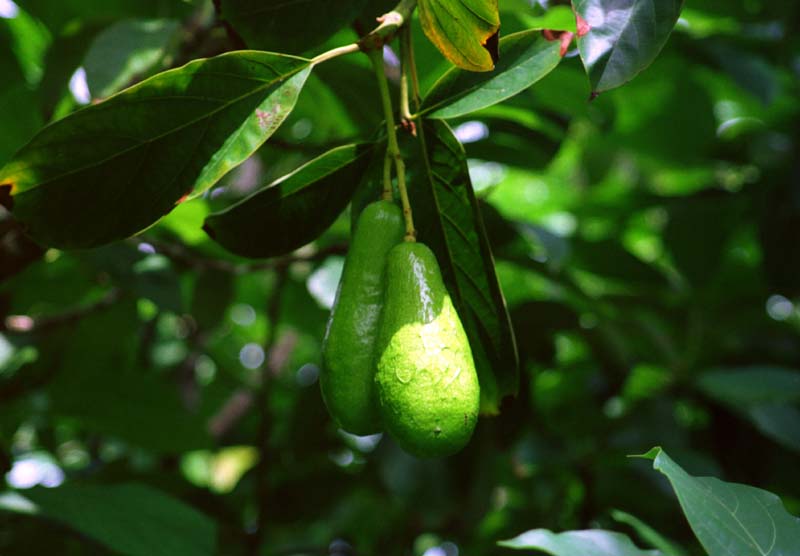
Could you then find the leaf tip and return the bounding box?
[482,30,500,68]
[629,447,662,461]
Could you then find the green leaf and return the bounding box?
[421,29,563,119]
[574,0,684,93]
[219,0,367,54]
[83,18,181,98]
[696,367,800,406]
[641,446,800,556]
[498,528,659,555]
[418,0,500,72]
[611,509,688,556]
[402,119,518,413]
[204,143,374,258]
[1,51,311,249]
[696,367,800,452]
[21,482,216,556]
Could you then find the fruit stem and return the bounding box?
[399,23,418,127]
[369,48,416,242]
[381,149,393,201]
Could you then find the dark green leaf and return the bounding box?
[1,51,311,249]
[191,268,235,330]
[22,482,216,556]
[422,29,562,119]
[418,0,500,72]
[696,367,800,452]
[402,119,518,413]
[642,447,800,556]
[499,528,659,555]
[574,0,684,93]
[219,0,367,54]
[204,143,374,258]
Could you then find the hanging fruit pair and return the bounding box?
[321,199,480,457]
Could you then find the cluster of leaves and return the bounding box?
[1,0,799,555]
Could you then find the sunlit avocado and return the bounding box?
[321,200,405,435]
[375,242,480,457]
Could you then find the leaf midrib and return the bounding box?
[12,56,310,193]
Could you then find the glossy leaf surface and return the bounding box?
[422,29,562,119]
[1,51,310,249]
[573,0,684,93]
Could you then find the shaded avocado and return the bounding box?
[375,242,480,457]
[321,200,405,434]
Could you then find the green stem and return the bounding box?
[310,0,417,65]
[368,49,416,242]
[382,149,393,201]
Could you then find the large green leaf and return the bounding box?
[418,0,500,72]
[499,528,659,555]
[573,0,684,93]
[402,120,518,413]
[19,482,216,556]
[642,447,800,556]
[204,143,373,258]
[697,367,800,452]
[219,0,367,54]
[0,51,311,249]
[421,29,563,119]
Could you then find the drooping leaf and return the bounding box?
[218,0,367,54]
[418,0,500,72]
[499,528,659,555]
[20,482,216,556]
[422,29,563,119]
[83,18,181,99]
[641,447,800,556]
[696,367,800,452]
[204,143,374,258]
[573,0,684,93]
[0,51,311,249]
[402,119,518,413]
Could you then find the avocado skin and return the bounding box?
[321,200,405,435]
[375,242,480,457]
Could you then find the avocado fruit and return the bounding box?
[375,242,480,457]
[321,200,405,435]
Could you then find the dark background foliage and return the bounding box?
[1,0,799,555]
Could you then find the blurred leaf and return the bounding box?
[611,509,688,556]
[191,268,235,330]
[574,0,684,93]
[499,528,659,555]
[0,84,43,167]
[48,300,211,453]
[22,482,216,556]
[663,192,743,286]
[697,367,800,452]
[204,143,373,258]
[422,29,562,119]
[696,366,800,406]
[2,3,51,85]
[642,447,800,556]
[417,0,500,72]
[403,119,518,413]
[218,0,367,54]
[83,18,180,99]
[571,238,667,288]
[1,51,311,248]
